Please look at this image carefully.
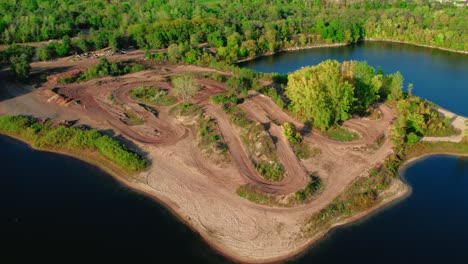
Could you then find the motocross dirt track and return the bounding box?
[0,49,400,263]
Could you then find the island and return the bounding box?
[0,0,467,263]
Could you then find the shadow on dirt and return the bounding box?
[0,66,73,103]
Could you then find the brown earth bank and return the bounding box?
[1,50,463,263]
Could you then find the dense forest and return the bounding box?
[0,0,466,79]
[1,0,467,52]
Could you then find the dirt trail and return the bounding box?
[112,80,187,145]
[239,99,309,192]
[0,52,407,263]
[205,104,307,195]
[248,92,303,128]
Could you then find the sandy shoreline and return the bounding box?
[2,129,466,263]
[236,42,351,64]
[364,38,468,55]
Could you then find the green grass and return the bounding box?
[130,86,177,106]
[177,102,203,116]
[197,115,229,161]
[405,141,468,159]
[254,161,284,182]
[0,115,147,173]
[57,77,74,84]
[108,93,121,106]
[324,126,359,141]
[123,110,144,126]
[237,185,282,206]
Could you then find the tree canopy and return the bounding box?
[285,60,403,131]
[0,0,466,55]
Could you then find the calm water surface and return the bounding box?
[1,43,468,263]
[288,155,468,264]
[0,135,229,264]
[240,41,468,116]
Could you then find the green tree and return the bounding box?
[286,60,355,131]
[36,44,51,61]
[381,72,404,101]
[109,32,123,51]
[9,54,31,79]
[54,36,71,56]
[343,61,382,114]
[172,75,199,102]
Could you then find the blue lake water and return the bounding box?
[288,155,468,264]
[1,42,468,263]
[240,41,468,116]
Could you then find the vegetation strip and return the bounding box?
[0,115,148,173]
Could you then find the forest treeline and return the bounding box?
[0,0,466,55]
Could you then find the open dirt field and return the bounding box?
[0,50,401,263]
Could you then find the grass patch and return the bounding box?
[237,185,281,206]
[176,102,202,116]
[281,122,317,159]
[405,141,468,159]
[57,77,74,84]
[254,161,284,182]
[123,110,144,126]
[197,114,229,162]
[130,86,177,106]
[291,142,315,159]
[108,93,121,106]
[324,126,359,141]
[0,115,147,173]
[260,86,288,109]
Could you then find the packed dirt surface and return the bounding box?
[0,51,401,263]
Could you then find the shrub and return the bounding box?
[282,122,302,143]
[130,86,177,106]
[295,176,323,201]
[210,94,239,105]
[406,132,419,145]
[255,161,284,182]
[36,44,51,61]
[77,58,145,82]
[58,77,74,84]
